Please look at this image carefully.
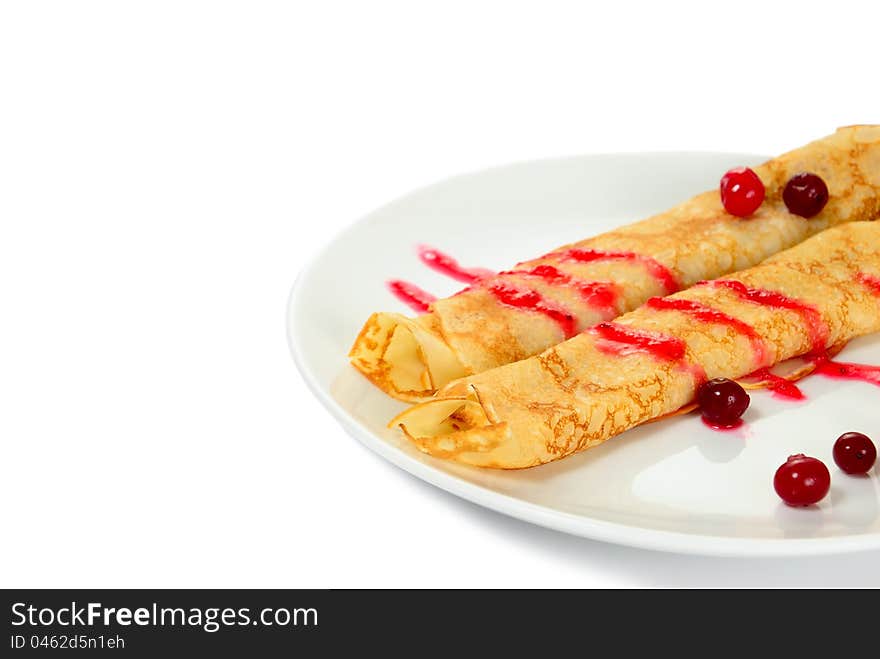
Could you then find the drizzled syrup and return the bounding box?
[417,246,493,283]
[488,282,577,338]
[744,351,880,402]
[698,278,880,398]
[590,322,706,383]
[407,246,628,332]
[558,248,680,295]
[646,296,769,367]
[811,354,880,388]
[705,279,829,352]
[702,279,824,401]
[504,264,619,314]
[387,280,436,313]
[393,246,679,333]
[591,322,687,361]
[857,272,880,296]
[747,368,806,400]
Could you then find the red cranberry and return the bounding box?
[782,172,829,218]
[773,454,831,506]
[697,378,750,427]
[720,167,765,217]
[832,432,876,474]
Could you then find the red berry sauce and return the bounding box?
[811,357,880,388]
[747,368,806,401]
[720,167,765,217]
[704,279,829,353]
[833,432,877,475]
[417,245,494,283]
[488,282,578,338]
[556,248,680,295]
[590,322,686,361]
[774,454,831,506]
[483,247,683,336]
[504,264,619,316]
[387,280,437,313]
[646,296,769,367]
[857,272,880,296]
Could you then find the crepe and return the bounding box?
[392,222,880,469]
[350,125,880,401]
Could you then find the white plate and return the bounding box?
[287,152,880,557]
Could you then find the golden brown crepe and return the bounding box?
[350,125,880,401]
[392,222,880,469]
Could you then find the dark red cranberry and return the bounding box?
[832,432,876,474]
[782,172,829,218]
[697,378,750,427]
[720,167,765,217]
[773,454,831,506]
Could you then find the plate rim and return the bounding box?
[287,150,880,558]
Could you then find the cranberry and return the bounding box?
[720,167,765,217]
[773,454,831,506]
[832,432,876,474]
[697,378,750,427]
[782,172,829,218]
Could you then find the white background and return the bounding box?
[2,1,879,587]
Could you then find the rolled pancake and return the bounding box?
[351,125,880,401]
[392,222,880,469]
